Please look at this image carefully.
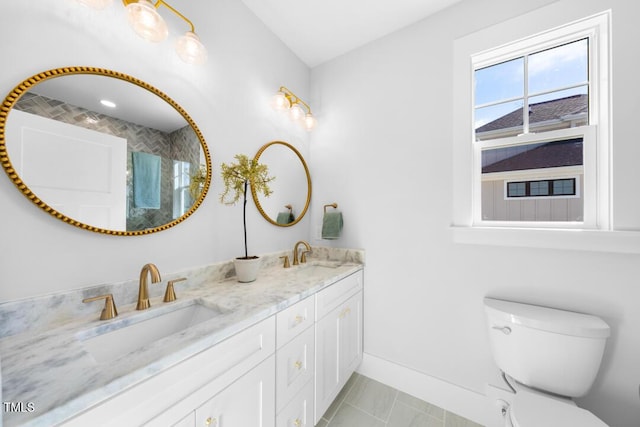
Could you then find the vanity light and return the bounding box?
[122,0,207,64]
[271,86,318,131]
[100,99,117,108]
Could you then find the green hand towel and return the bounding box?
[132,151,161,209]
[322,211,343,239]
[276,211,295,224]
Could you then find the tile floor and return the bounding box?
[315,373,485,427]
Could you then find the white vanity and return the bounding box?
[0,249,364,427]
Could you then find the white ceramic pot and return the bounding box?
[233,256,261,283]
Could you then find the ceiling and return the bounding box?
[240,0,464,67]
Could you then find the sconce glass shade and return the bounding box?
[77,0,113,9]
[126,0,168,42]
[289,103,305,121]
[303,113,317,131]
[175,31,207,64]
[271,92,291,110]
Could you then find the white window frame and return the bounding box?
[471,16,607,229]
[451,7,621,252]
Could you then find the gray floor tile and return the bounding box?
[444,411,484,427]
[397,391,445,420]
[322,372,362,421]
[345,375,398,421]
[387,401,444,427]
[329,403,386,427]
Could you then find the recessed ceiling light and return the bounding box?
[100,99,116,108]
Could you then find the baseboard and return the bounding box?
[357,353,492,426]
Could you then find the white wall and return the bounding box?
[0,0,312,301]
[310,0,640,425]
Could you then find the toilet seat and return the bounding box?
[510,390,609,427]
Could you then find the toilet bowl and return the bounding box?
[505,384,608,427]
[484,298,610,427]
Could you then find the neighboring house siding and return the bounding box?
[482,174,583,221]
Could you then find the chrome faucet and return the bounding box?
[137,263,161,310]
[293,240,312,265]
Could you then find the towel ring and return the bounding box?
[324,203,338,214]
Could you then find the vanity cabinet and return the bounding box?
[56,268,364,427]
[314,271,364,424]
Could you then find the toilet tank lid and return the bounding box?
[484,298,610,338]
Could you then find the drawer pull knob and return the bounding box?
[294,360,303,370]
[294,315,304,324]
[294,418,302,427]
[205,417,217,426]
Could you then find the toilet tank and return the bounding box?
[484,298,610,397]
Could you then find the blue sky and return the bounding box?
[474,38,588,130]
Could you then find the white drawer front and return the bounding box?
[276,326,315,413]
[316,270,363,320]
[276,295,315,348]
[276,380,314,427]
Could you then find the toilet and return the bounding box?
[484,297,610,427]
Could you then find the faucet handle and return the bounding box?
[280,255,291,268]
[164,277,187,302]
[300,250,312,263]
[83,294,118,320]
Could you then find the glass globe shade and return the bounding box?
[175,31,208,65]
[303,113,317,131]
[77,0,113,9]
[270,92,291,110]
[126,0,168,43]
[289,103,305,121]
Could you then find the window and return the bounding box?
[468,12,610,229]
[506,178,577,198]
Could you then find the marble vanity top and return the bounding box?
[0,248,364,427]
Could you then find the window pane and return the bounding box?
[530,180,549,196]
[553,179,575,195]
[529,86,588,131]
[507,182,526,197]
[481,138,583,222]
[475,100,523,140]
[475,57,524,106]
[528,39,588,95]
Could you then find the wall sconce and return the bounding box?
[123,0,207,64]
[77,0,207,64]
[271,86,317,131]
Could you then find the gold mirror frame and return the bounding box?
[252,141,311,227]
[0,66,212,236]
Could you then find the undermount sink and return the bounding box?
[78,301,222,364]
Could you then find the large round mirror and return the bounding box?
[252,141,311,227]
[0,67,211,236]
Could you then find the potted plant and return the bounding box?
[220,154,274,282]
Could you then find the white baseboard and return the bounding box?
[357,353,495,426]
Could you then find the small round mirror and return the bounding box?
[251,141,311,227]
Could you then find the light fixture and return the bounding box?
[122,0,207,64]
[100,99,117,108]
[272,86,317,131]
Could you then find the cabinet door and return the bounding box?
[195,355,275,427]
[339,291,363,381]
[172,412,195,427]
[314,290,363,424]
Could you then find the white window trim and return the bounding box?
[451,6,622,252]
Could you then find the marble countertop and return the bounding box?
[0,255,363,427]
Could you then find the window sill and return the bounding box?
[451,226,640,254]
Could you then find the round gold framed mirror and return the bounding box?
[0,66,212,236]
[252,141,311,227]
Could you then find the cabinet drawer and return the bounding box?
[276,380,314,427]
[316,270,363,320]
[276,296,315,348]
[276,326,315,413]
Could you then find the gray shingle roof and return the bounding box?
[476,94,588,133]
[482,137,583,173]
